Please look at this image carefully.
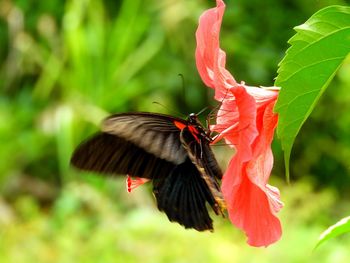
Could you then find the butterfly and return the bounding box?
[70,112,226,231]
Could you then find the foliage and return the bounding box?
[1,180,350,263]
[275,5,350,180]
[315,216,350,249]
[272,5,350,246]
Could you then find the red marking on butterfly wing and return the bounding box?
[174,120,187,130]
[126,175,150,193]
[188,125,200,143]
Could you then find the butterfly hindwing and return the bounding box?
[153,158,216,231]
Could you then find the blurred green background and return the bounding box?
[1,0,350,262]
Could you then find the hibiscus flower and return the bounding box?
[195,0,283,247]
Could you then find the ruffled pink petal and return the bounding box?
[226,168,282,247]
[266,184,284,214]
[223,100,282,247]
[195,0,237,100]
[245,86,279,109]
[213,86,257,156]
[218,86,258,206]
[245,101,283,246]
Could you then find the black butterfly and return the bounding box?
[70,112,226,231]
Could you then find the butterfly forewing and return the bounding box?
[102,113,188,164]
[71,132,175,179]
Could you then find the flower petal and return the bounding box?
[245,86,279,109]
[195,0,237,100]
[226,168,282,247]
[225,100,283,247]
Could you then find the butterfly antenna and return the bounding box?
[197,107,208,116]
[178,73,186,103]
[152,101,186,118]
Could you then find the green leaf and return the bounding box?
[274,5,350,180]
[315,216,350,249]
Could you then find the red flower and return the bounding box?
[196,0,283,247]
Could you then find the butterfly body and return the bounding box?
[71,112,225,231]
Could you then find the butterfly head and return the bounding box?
[188,113,199,124]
